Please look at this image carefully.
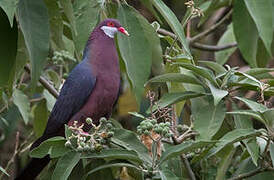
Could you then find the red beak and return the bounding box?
[118,27,129,36]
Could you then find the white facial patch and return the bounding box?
[101,26,118,38]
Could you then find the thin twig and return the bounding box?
[24,65,59,98]
[157,28,237,52]
[190,10,233,43]
[227,167,273,180]
[191,42,237,51]
[181,154,196,180]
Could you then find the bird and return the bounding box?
[16,18,129,179]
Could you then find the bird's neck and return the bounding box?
[83,34,120,75]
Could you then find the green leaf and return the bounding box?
[233,0,258,67]
[207,81,228,106]
[0,0,18,27]
[43,89,56,111]
[33,99,48,137]
[30,137,71,158]
[146,73,202,86]
[235,97,268,113]
[157,91,204,109]
[128,112,145,119]
[151,0,191,56]
[12,89,30,124]
[270,142,274,167]
[60,0,77,37]
[84,162,140,179]
[0,165,9,177]
[159,170,179,180]
[226,110,265,125]
[175,63,218,86]
[81,149,142,164]
[233,106,260,166]
[17,0,50,89]
[192,97,226,140]
[0,8,17,88]
[199,61,227,75]
[73,0,100,55]
[117,4,152,104]
[244,0,273,56]
[208,129,262,158]
[159,140,214,165]
[216,145,235,180]
[112,128,152,166]
[52,151,81,180]
[215,24,237,65]
[135,10,164,76]
[44,0,64,50]
[262,109,274,132]
[244,68,274,77]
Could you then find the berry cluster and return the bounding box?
[65,117,114,152]
[137,119,172,138]
[52,50,76,65]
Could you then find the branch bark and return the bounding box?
[157,28,237,52]
[24,65,59,98]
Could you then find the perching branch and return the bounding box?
[190,10,233,43]
[227,167,274,180]
[24,65,59,98]
[157,28,237,52]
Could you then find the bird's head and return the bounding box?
[99,18,129,38]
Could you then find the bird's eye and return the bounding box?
[107,22,115,27]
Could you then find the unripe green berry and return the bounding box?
[84,145,90,151]
[80,142,85,147]
[65,141,71,147]
[106,123,113,129]
[151,119,157,125]
[144,130,150,135]
[77,146,84,151]
[86,118,92,124]
[165,122,171,127]
[100,117,107,124]
[107,131,114,138]
[94,143,103,152]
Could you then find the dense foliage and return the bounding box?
[0,0,274,179]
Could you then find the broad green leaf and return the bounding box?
[157,91,204,109]
[235,97,268,113]
[30,137,71,158]
[44,0,64,50]
[233,106,260,166]
[112,128,152,165]
[43,89,56,111]
[208,129,262,158]
[159,170,179,180]
[33,99,48,137]
[0,0,18,27]
[151,0,191,56]
[84,162,140,179]
[175,63,218,86]
[117,4,152,104]
[159,140,214,165]
[226,110,265,124]
[0,8,17,88]
[60,0,77,37]
[0,105,21,145]
[215,24,237,65]
[135,10,163,76]
[233,0,258,67]
[52,151,80,180]
[216,145,235,180]
[192,97,226,140]
[199,61,227,75]
[0,165,9,177]
[262,109,274,132]
[146,73,202,85]
[244,0,273,56]
[256,38,271,68]
[17,0,50,89]
[270,142,274,167]
[81,149,142,164]
[73,0,100,55]
[244,68,274,77]
[12,89,30,124]
[207,81,228,106]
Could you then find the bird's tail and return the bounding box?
[15,156,50,180]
